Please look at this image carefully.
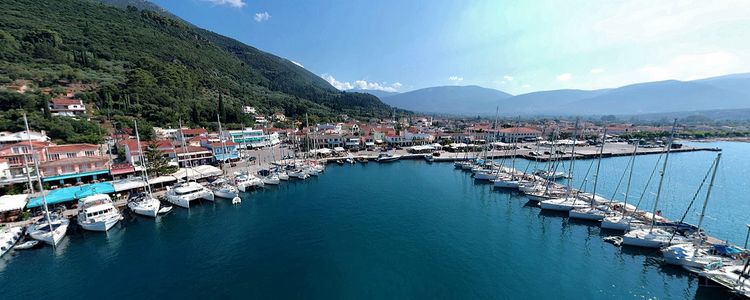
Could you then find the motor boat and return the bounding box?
[127,192,161,218]
[424,154,434,163]
[26,213,69,246]
[376,153,401,163]
[166,181,215,209]
[0,226,23,257]
[77,194,123,232]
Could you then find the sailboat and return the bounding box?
[540,119,590,211]
[22,114,69,246]
[569,128,612,221]
[209,114,240,199]
[127,120,163,217]
[166,119,215,208]
[662,153,724,268]
[622,120,692,248]
[600,142,648,231]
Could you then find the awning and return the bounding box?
[172,165,223,180]
[365,142,375,146]
[0,194,29,212]
[27,182,116,208]
[333,147,345,152]
[41,169,110,182]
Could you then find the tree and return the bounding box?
[144,143,176,176]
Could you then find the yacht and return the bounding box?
[621,227,691,248]
[127,192,161,218]
[0,226,23,257]
[166,181,215,208]
[77,194,123,232]
[376,153,401,163]
[262,174,281,185]
[533,170,568,180]
[27,213,69,246]
[697,263,750,297]
[277,171,290,181]
[492,177,520,189]
[209,178,239,199]
[424,154,434,163]
[662,243,724,269]
[569,205,613,221]
[540,197,589,211]
[235,174,264,192]
[288,168,309,179]
[601,214,645,231]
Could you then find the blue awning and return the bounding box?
[27,182,116,208]
[41,169,110,182]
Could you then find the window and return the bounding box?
[49,154,60,160]
[66,153,76,158]
[85,151,95,156]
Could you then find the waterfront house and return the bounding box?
[169,146,213,168]
[200,140,239,163]
[497,127,542,142]
[225,128,280,149]
[40,144,110,185]
[174,128,208,142]
[0,141,51,185]
[49,97,86,116]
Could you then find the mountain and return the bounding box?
[357,90,399,99]
[380,73,750,116]
[0,0,393,137]
[380,85,512,115]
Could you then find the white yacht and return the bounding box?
[209,178,239,199]
[166,181,215,208]
[569,205,613,221]
[601,214,645,231]
[662,243,724,269]
[263,174,280,185]
[698,263,750,297]
[235,174,264,192]
[0,226,23,257]
[288,169,309,179]
[277,171,290,181]
[621,227,691,248]
[77,194,123,232]
[127,193,161,218]
[376,153,401,163]
[27,214,69,246]
[540,197,589,211]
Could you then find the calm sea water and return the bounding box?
[0,142,746,299]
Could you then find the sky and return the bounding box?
[151,0,750,95]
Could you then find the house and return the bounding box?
[174,128,207,142]
[0,141,51,185]
[200,141,239,163]
[243,106,257,115]
[49,97,86,116]
[40,144,110,184]
[119,139,148,165]
[255,116,269,124]
[169,146,214,168]
[225,128,280,149]
[0,130,49,145]
[316,123,342,134]
[272,112,287,122]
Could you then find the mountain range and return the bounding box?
[375,73,750,116]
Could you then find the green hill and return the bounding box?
[0,0,393,142]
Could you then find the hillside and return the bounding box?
[380,85,512,115]
[0,0,393,142]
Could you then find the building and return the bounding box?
[201,141,239,163]
[0,131,49,145]
[497,127,542,142]
[272,112,287,122]
[170,146,214,167]
[243,106,257,115]
[0,141,50,185]
[40,144,110,185]
[49,97,86,116]
[174,128,207,142]
[225,128,280,149]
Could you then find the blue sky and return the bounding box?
[151,0,750,95]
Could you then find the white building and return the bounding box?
[225,128,280,149]
[243,106,257,115]
[49,98,86,116]
[0,131,49,145]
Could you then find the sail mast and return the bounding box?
[565,119,579,199]
[590,127,607,205]
[133,120,152,196]
[23,114,54,235]
[649,119,678,232]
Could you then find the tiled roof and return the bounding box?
[46,144,99,153]
[40,156,108,167]
[50,98,83,106]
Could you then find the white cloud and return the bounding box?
[202,0,246,8]
[590,68,605,74]
[254,11,271,22]
[503,75,514,81]
[321,74,401,92]
[556,73,572,81]
[290,60,304,68]
[522,84,531,88]
[449,76,464,82]
[636,51,740,81]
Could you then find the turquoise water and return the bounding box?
[0,142,746,299]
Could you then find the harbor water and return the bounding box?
[0,142,746,299]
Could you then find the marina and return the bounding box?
[0,140,747,299]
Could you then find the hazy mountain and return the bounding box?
[354,90,399,99]
[693,73,750,97]
[380,85,512,115]
[500,89,609,115]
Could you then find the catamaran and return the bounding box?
[166,181,215,208]
[77,194,123,232]
[127,120,163,217]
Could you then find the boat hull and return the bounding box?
[79,214,121,232]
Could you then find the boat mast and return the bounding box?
[621,142,639,215]
[133,120,153,196]
[23,114,54,236]
[178,118,193,182]
[649,119,677,232]
[565,119,579,199]
[694,153,721,246]
[590,127,607,205]
[217,114,228,174]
